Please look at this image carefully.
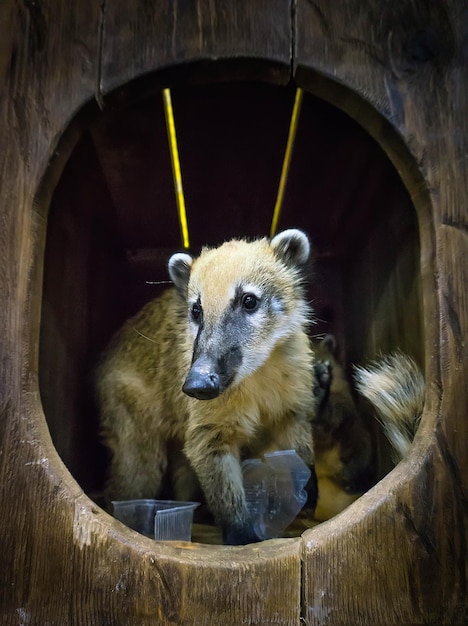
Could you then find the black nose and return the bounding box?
[182,370,220,400]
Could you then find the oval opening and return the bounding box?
[39,80,423,543]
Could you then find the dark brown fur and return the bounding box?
[311,335,373,521]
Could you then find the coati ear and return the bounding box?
[322,334,337,355]
[270,229,310,267]
[168,252,193,293]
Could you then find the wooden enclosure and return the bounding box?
[1,1,467,624]
[39,83,421,496]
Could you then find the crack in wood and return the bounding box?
[443,287,465,364]
[435,428,468,613]
[304,0,330,37]
[290,0,296,78]
[340,36,387,67]
[96,0,105,109]
[23,0,47,55]
[441,216,468,236]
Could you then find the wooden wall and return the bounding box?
[39,83,421,497]
[39,135,129,493]
[0,1,466,624]
[296,1,468,623]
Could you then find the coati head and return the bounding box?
[168,229,312,400]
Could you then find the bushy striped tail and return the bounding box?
[354,353,425,463]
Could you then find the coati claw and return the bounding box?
[223,522,263,546]
[313,359,332,412]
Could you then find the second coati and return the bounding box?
[311,335,374,522]
[96,229,318,545]
[311,342,425,522]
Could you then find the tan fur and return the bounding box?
[313,477,361,523]
[96,230,317,544]
[354,352,424,463]
[311,335,373,521]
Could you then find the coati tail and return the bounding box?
[354,353,425,463]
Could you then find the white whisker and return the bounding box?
[145,280,173,285]
[133,328,160,344]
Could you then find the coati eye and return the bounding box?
[242,294,259,311]
[191,302,202,321]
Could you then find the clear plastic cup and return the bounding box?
[112,499,199,540]
[154,501,199,541]
[242,450,311,539]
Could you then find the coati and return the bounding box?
[310,343,424,521]
[311,334,374,522]
[96,229,318,545]
[354,352,425,463]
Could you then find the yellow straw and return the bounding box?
[270,88,303,238]
[163,88,190,249]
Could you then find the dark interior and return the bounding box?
[39,81,423,504]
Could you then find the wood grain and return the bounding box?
[46,82,422,495]
[0,0,101,621]
[296,0,468,623]
[0,3,304,624]
[0,0,467,624]
[101,0,292,96]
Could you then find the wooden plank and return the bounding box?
[296,0,468,623]
[302,445,466,624]
[101,0,292,95]
[0,0,101,488]
[39,134,129,494]
[0,2,304,624]
[0,0,98,622]
[1,0,467,623]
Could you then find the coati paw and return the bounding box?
[223,522,263,546]
[313,359,332,409]
[305,464,319,512]
[314,359,331,390]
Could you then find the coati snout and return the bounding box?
[182,357,222,399]
[182,345,243,400]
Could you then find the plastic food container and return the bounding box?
[112,499,199,540]
[242,450,311,540]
